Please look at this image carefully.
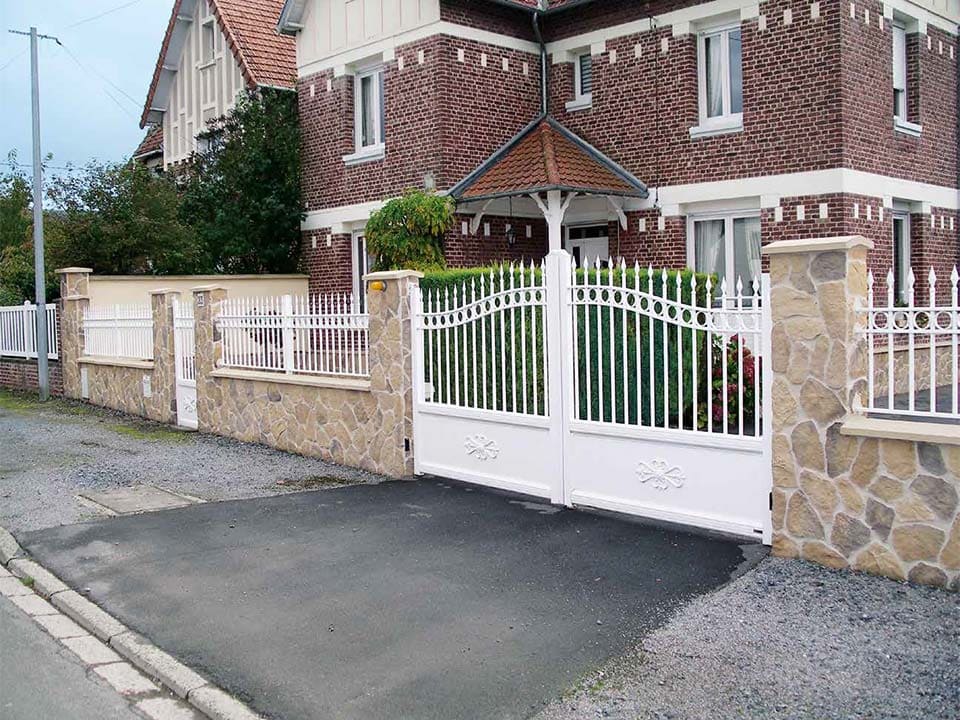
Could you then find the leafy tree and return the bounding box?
[180,88,303,273]
[365,189,453,272]
[46,160,200,275]
[0,152,31,253]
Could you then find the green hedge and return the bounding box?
[419,266,717,427]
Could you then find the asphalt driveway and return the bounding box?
[18,479,759,720]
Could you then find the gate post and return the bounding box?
[192,285,228,433]
[149,289,180,425]
[56,267,92,400]
[544,249,571,505]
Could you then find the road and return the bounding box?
[0,593,138,720]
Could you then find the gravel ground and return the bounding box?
[0,390,383,533]
[536,556,960,720]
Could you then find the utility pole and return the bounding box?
[10,27,60,401]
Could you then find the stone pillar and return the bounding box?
[149,289,180,425]
[365,269,422,477]
[192,285,227,434]
[56,267,92,400]
[764,236,960,590]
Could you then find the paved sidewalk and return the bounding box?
[19,479,757,720]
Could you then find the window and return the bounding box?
[352,232,377,309]
[201,21,215,64]
[689,214,761,291]
[565,224,608,266]
[893,213,911,304]
[575,53,592,100]
[351,68,384,160]
[893,24,907,120]
[692,25,743,137]
[565,51,593,111]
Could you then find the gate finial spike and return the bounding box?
[867,270,874,288]
[928,266,937,285]
[952,265,960,285]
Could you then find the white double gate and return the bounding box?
[411,251,773,542]
[172,298,197,429]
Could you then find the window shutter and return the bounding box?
[578,54,593,96]
[892,26,906,91]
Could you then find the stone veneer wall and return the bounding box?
[58,268,177,424]
[871,344,955,400]
[766,237,959,590]
[192,271,418,478]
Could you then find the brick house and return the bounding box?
[137,0,296,171]
[278,0,960,303]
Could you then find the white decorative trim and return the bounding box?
[635,459,686,490]
[565,96,593,112]
[342,144,385,166]
[465,434,500,461]
[298,20,539,76]
[689,118,743,139]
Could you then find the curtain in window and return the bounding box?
[360,75,376,147]
[733,217,762,288]
[695,220,725,285]
[728,29,743,114]
[704,34,724,118]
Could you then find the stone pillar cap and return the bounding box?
[191,284,227,292]
[148,288,181,296]
[364,269,425,281]
[55,267,93,274]
[762,236,874,256]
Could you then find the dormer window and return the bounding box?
[690,24,743,138]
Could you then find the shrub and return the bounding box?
[365,190,453,272]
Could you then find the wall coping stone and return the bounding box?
[191,284,227,292]
[210,367,372,392]
[841,414,960,446]
[363,270,425,281]
[78,356,155,371]
[61,295,90,302]
[148,288,181,296]
[91,274,308,282]
[55,267,92,274]
[761,235,874,255]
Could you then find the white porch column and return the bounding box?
[531,190,577,253]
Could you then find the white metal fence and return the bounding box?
[83,304,154,360]
[0,302,58,359]
[863,266,959,421]
[218,294,369,377]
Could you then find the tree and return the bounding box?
[46,160,200,275]
[180,88,304,274]
[364,190,454,272]
[0,152,31,253]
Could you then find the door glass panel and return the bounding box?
[732,216,761,288]
[694,219,726,285]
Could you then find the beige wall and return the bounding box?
[87,275,308,307]
[162,0,246,166]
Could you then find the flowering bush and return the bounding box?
[698,334,761,433]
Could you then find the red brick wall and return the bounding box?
[0,357,63,396]
[301,231,354,296]
[840,1,958,187]
[445,214,547,266]
[549,0,845,186]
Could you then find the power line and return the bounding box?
[1,161,76,172]
[62,0,151,30]
[55,40,138,120]
[0,48,28,74]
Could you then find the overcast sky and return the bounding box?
[0,0,171,173]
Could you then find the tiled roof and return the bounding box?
[140,0,295,127]
[452,116,647,201]
[133,126,164,158]
[213,0,296,89]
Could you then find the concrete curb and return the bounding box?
[0,524,265,720]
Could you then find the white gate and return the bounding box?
[411,253,773,543]
[173,298,197,429]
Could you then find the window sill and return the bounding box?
[342,145,385,166]
[689,118,743,139]
[893,117,922,138]
[565,95,592,113]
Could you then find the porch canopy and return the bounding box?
[449,115,648,253]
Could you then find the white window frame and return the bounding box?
[892,212,911,304]
[351,231,375,309]
[685,210,761,292]
[690,23,743,139]
[892,22,922,137]
[200,19,216,66]
[565,49,593,112]
[344,66,385,165]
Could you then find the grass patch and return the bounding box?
[19,576,34,588]
[108,423,190,443]
[0,390,43,412]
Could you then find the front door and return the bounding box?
[565,225,609,266]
